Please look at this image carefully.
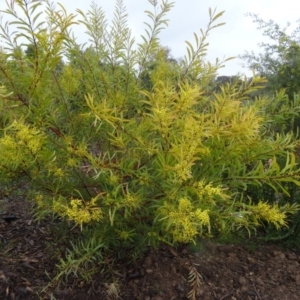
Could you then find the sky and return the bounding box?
[1,0,299,77]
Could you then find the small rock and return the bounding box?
[145,269,153,274]
[255,277,264,286]
[240,285,248,292]
[238,276,247,285]
[247,256,256,264]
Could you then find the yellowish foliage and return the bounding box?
[0,121,44,169]
[162,197,210,243]
[252,201,287,228]
[53,197,103,230]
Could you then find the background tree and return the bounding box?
[239,14,300,244]
[240,14,300,99]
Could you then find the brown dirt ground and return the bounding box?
[1,193,300,300]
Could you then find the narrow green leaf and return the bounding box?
[212,11,225,22]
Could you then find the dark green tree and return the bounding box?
[240,14,300,99]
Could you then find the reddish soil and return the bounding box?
[1,194,300,300]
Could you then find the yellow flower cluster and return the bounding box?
[109,174,119,185]
[174,161,192,182]
[123,193,140,209]
[166,197,210,243]
[67,158,77,167]
[54,168,64,177]
[137,172,150,186]
[118,230,130,240]
[194,208,210,225]
[34,194,48,210]
[0,135,18,163]
[178,197,193,211]
[74,144,89,157]
[0,121,44,170]
[13,121,44,154]
[252,201,287,228]
[103,193,114,206]
[45,161,66,178]
[117,229,135,241]
[194,180,222,198]
[53,197,102,229]
[183,139,199,159]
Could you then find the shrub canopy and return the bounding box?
[0,0,300,250]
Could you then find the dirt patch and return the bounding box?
[1,195,300,299]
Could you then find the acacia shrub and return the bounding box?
[0,0,300,278]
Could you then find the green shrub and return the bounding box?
[1,0,300,280]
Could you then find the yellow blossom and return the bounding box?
[194,209,210,225]
[252,201,286,228]
[0,135,16,148]
[54,168,64,177]
[117,229,135,241]
[74,144,89,157]
[67,158,77,167]
[164,197,210,243]
[174,161,192,182]
[194,181,221,196]
[109,174,119,184]
[35,194,45,208]
[178,197,193,211]
[123,193,140,209]
[53,198,102,230]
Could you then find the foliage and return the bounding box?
[240,13,300,244]
[240,13,300,99]
[53,238,106,284]
[0,0,300,283]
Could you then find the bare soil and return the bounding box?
[1,193,300,300]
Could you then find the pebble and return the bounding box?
[255,277,264,285]
[238,276,247,285]
[145,269,153,274]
